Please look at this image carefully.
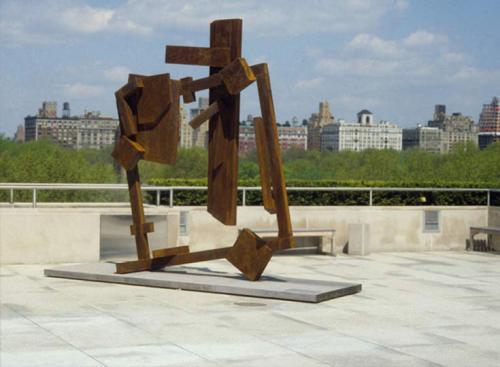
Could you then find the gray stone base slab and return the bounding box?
[44,262,361,303]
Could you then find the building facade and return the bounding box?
[24,102,119,149]
[307,101,334,150]
[239,124,307,155]
[178,105,193,149]
[321,110,402,152]
[178,97,211,149]
[478,96,500,149]
[403,125,442,153]
[403,105,478,153]
[440,112,478,152]
[13,124,25,143]
[418,126,441,154]
[428,104,446,129]
[191,97,209,149]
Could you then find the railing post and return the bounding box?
[169,188,174,208]
[10,188,14,205]
[32,188,37,208]
[487,190,490,207]
[369,189,373,206]
[242,188,246,206]
[156,189,160,207]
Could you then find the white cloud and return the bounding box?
[133,0,407,36]
[447,66,500,84]
[62,83,105,98]
[304,28,500,125]
[403,30,448,47]
[0,0,408,45]
[348,33,402,57]
[394,0,410,10]
[295,77,323,89]
[103,66,131,82]
[450,66,481,81]
[316,58,401,77]
[334,94,382,111]
[0,0,150,45]
[315,30,460,80]
[440,52,467,64]
[58,6,114,33]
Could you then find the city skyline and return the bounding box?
[1,0,499,136]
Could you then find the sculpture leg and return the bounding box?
[254,117,276,214]
[207,19,242,225]
[252,63,294,249]
[126,165,151,260]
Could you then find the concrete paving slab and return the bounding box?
[3,252,500,366]
[44,262,361,303]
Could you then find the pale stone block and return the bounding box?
[348,223,370,256]
[166,211,180,246]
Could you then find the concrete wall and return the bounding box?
[488,206,500,250]
[0,205,491,264]
[185,206,488,253]
[0,209,100,264]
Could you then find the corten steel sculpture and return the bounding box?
[112,19,294,280]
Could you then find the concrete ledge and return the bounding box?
[44,262,361,303]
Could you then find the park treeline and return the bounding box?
[0,137,122,202]
[1,135,499,205]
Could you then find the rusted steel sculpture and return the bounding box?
[112,19,294,280]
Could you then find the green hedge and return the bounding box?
[148,177,498,188]
[0,189,128,204]
[147,178,495,206]
[491,191,500,206]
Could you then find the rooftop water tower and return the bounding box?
[62,102,71,118]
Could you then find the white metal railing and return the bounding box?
[0,183,498,208]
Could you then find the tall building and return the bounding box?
[239,125,307,155]
[239,125,255,154]
[428,104,446,129]
[307,101,334,150]
[321,110,402,152]
[277,125,307,151]
[190,97,209,148]
[38,101,57,118]
[478,96,500,149]
[418,126,442,153]
[24,102,119,149]
[403,125,442,153]
[178,105,193,149]
[403,105,478,153]
[13,124,25,143]
[441,112,478,152]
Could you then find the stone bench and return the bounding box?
[240,228,336,255]
[468,226,500,251]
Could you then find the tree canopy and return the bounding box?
[1,136,499,188]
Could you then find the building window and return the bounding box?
[423,210,440,232]
[179,211,189,235]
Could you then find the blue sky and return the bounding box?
[1,0,499,136]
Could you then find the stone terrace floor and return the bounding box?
[1,251,500,367]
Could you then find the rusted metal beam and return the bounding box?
[253,117,276,213]
[252,63,294,248]
[189,102,219,129]
[207,19,242,225]
[126,166,151,260]
[166,46,231,67]
[152,245,190,258]
[115,247,231,274]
